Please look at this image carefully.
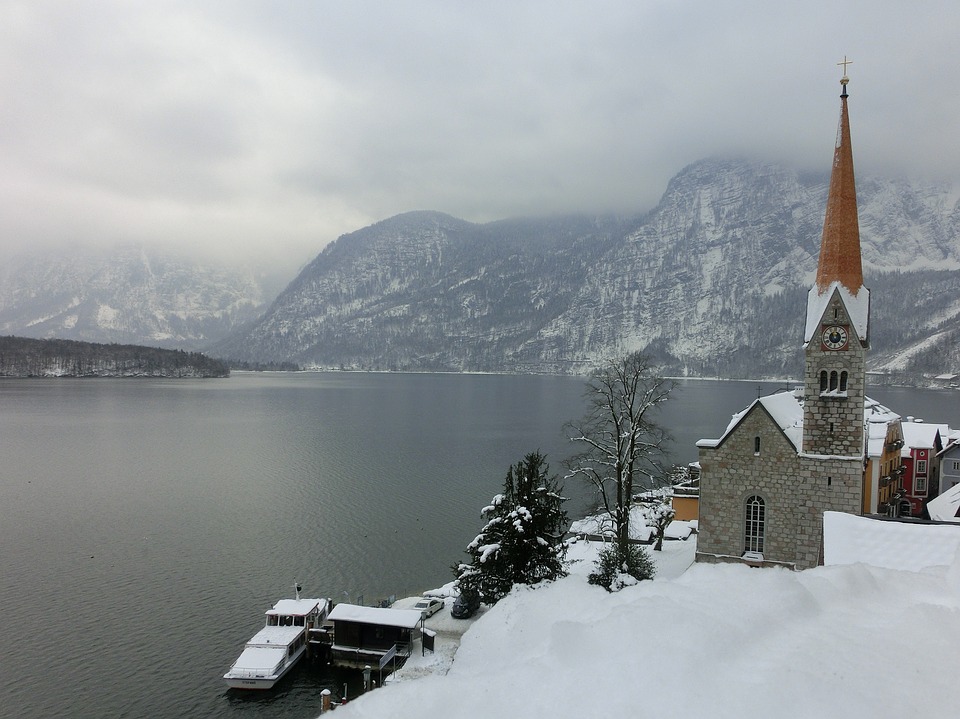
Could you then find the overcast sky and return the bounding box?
[3,1,958,275]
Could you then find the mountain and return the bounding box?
[211,211,621,371]
[5,161,957,380]
[0,246,268,350]
[213,159,960,380]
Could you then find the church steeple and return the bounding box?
[803,62,870,351]
[801,61,869,459]
[815,67,863,295]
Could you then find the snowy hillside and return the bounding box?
[216,160,960,379]
[335,530,960,719]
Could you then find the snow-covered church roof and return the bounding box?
[697,389,804,452]
[698,391,897,457]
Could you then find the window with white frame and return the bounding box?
[916,459,927,475]
[744,495,765,554]
[916,475,927,494]
[954,460,960,472]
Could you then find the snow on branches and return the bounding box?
[454,452,568,603]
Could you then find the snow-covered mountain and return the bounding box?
[215,159,960,379]
[5,160,956,377]
[0,246,268,350]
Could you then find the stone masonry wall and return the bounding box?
[802,293,866,456]
[697,404,862,570]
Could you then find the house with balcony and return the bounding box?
[863,399,904,516]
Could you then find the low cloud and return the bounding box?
[2,1,957,275]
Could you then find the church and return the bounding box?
[695,69,890,570]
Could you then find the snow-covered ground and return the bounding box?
[331,527,960,719]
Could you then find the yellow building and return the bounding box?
[863,401,905,515]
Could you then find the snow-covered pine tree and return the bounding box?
[455,451,568,603]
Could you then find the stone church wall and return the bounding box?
[697,404,862,570]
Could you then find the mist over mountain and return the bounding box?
[4,159,958,381]
[213,159,960,380]
[0,246,269,350]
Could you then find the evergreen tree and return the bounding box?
[455,451,568,603]
[588,543,656,592]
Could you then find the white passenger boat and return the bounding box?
[224,586,330,690]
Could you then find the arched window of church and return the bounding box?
[744,495,765,554]
[819,371,828,392]
[829,371,839,391]
[839,371,848,392]
[754,436,761,454]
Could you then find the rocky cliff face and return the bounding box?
[0,246,267,350]
[215,159,960,378]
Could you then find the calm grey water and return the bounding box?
[1,372,957,719]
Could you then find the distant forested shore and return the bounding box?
[0,336,229,378]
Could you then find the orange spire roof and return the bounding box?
[815,78,863,294]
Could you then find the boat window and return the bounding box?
[268,615,278,626]
[295,616,305,626]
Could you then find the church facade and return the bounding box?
[695,73,875,570]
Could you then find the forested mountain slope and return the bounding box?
[0,336,229,377]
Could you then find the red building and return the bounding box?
[899,420,947,517]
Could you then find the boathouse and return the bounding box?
[326,604,423,667]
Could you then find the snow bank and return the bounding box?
[823,511,960,570]
[335,537,960,719]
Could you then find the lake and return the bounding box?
[1,372,957,719]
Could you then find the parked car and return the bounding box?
[413,596,445,619]
[450,591,480,619]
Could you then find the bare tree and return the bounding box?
[565,352,674,556]
[640,497,675,551]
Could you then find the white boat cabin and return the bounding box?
[224,597,330,689]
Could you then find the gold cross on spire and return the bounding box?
[837,55,853,85]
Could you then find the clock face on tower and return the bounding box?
[821,325,849,350]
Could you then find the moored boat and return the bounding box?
[224,585,330,689]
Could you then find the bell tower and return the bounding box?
[801,62,870,457]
